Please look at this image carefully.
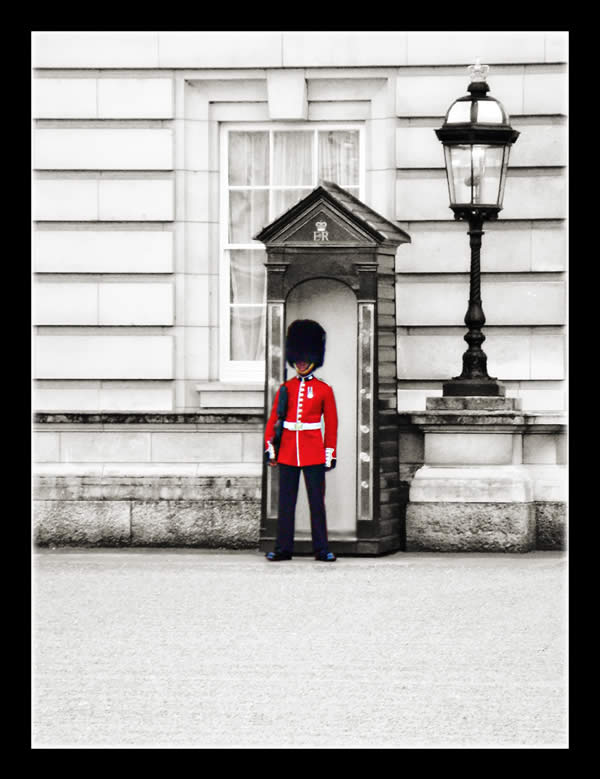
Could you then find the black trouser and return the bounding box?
[275,463,329,557]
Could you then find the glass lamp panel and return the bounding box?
[448,145,474,204]
[475,100,505,124]
[228,131,269,186]
[318,130,359,185]
[229,249,267,304]
[230,305,266,361]
[498,146,511,207]
[477,145,505,205]
[446,100,472,124]
[229,190,269,243]
[272,188,311,219]
[273,131,313,186]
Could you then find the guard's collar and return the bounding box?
[296,373,315,380]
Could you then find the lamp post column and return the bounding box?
[443,213,505,397]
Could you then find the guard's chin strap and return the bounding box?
[294,362,315,377]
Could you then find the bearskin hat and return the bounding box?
[285,319,326,369]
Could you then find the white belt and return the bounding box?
[283,421,322,431]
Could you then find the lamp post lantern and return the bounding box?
[436,60,519,396]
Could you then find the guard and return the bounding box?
[264,319,338,562]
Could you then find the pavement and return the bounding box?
[32,548,568,749]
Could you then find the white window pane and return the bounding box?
[272,188,312,220]
[229,190,269,243]
[273,131,313,186]
[230,249,267,304]
[231,305,266,361]
[318,130,359,185]
[228,131,269,186]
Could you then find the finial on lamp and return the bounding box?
[468,58,489,83]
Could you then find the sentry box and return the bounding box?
[255,181,410,556]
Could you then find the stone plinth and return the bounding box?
[406,398,565,552]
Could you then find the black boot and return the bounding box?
[266,551,292,561]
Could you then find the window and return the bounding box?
[220,123,364,381]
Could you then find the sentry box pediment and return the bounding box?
[255,181,411,557]
[255,180,410,249]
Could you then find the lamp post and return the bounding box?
[436,60,519,396]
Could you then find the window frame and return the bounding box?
[219,121,365,383]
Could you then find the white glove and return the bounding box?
[325,448,334,469]
[266,441,275,460]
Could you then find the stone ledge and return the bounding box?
[33,412,264,425]
[408,465,533,503]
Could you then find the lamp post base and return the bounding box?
[442,378,506,397]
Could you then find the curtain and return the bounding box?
[230,306,266,361]
[318,130,359,186]
[273,131,312,186]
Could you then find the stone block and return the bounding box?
[34,500,131,546]
[130,500,260,547]
[158,31,281,67]
[150,431,243,462]
[34,282,98,325]
[97,78,173,118]
[510,122,566,168]
[425,433,515,465]
[409,465,532,502]
[184,171,219,222]
[34,179,98,221]
[183,327,211,381]
[35,336,174,379]
[531,223,566,272]
[523,69,567,114]
[396,280,565,327]
[99,382,174,412]
[398,389,437,412]
[197,386,264,409]
[242,432,263,462]
[523,434,558,465]
[267,70,308,120]
[367,118,397,171]
[33,31,159,68]
[530,335,565,380]
[518,388,566,412]
[365,169,396,223]
[34,230,174,274]
[406,31,545,65]
[283,31,408,67]
[308,101,370,121]
[395,126,448,169]
[398,430,424,463]
[396,72,525,119]
[98,179,174,221]
[60,432,151,462]
[523,465,567,501]
[426,396,522,411]
[406,501,536,552]
[503,170,566,220]
[34,432,60,462]
[183,120,210,171]
[34,129,173,171]
[396,172,450,221]
[535,502,566,550]
[34,382,101,412]
[397,335,464,380]
[544,32,568,63]
[33,78,97,119]
[98,282,174,326]
[183,276,210,327]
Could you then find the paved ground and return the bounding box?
[32,549,568,748]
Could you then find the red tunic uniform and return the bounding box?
[265,374,338,467]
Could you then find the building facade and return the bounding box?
[32,31,567,551]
